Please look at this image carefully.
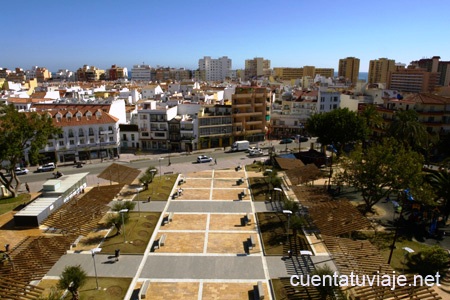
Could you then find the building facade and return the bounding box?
[368,58,396,84]
[338,57,360,84]
[76,65,105,82]
[198,56,232,82]
[231,87,269,143]
[387,69,439,93]
[244,57,271,80]
[131,64,152,82]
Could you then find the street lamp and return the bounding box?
[158,157,164,179]
[119,209,129,243]
[136,188,140,217]
[149,169,157,200]
[91,247,102,290]
[283,209,293,246]
[402,247,414,273]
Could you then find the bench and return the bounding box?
[254,281,264,300]
[158,234,166,248]
[168,212,174,222]
[139,280,150,299]
[164,171,174,175]
[248,235,256,250]
[246,213,251,224]
[71,235,84,249]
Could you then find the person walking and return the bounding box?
[25,182,30,193]
[214,158,217,165]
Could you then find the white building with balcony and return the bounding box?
[33,108,120,164]
[137,101,178,151]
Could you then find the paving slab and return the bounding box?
[161,213,207,230]
[47,253,142,278]
[142,256,265,280]
[154,232,205,253]
[207,233,260,254]
[209,214,256,231]
[202,282,270,300]
[167,201,253,213]
[143,282,199,300]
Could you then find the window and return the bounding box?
[89,128,94,136]
[69,140,75,145]
[59,141,64,146]
[78,128,84,136]
[142,132,149,137]
[68,129,74,138]
[131,134,135,141]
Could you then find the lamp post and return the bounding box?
[136,188,140,217]
[119,209,129,243]
[402,247,414,273]
[283,210,293,251]
[149,169,156,199]
[158,157,164,179]
[91,247,102,290]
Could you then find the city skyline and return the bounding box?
[2,0,450,73]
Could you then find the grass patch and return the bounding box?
[248,177,269,201]
[0,193,31,215]
[137,174,178,201]
[354,231,433,272]
[101,212,160,254]
[38,277,131,300]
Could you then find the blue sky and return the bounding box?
[2,0,450,73]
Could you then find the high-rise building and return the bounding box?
[245,57,271,80]
[387,68,439,93]
[368,58,396,84]
[410,56,450,86]
[131,64,152,82]
[273,67,334,80]
[338,57,360,84]
[198,56,232,81]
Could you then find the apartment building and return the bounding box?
[76,65,105,81]
[137,101,178,151]
[141,84,164,100]
[107,65,128,81]
[270,90,317,138]
[131,64,152,82]
[197,104,233,149]
[368,93,450,135]
[317,86,341,113]
[231,87,269,143]
[338,57,360,84]
[273,67,334,80]
[387,68,439,93]
[368,58,396,84]
[31,108,120,164]
[410,56,450,86]
[198,56,232,82]
[244,57,271,80]
[153,67,192,82]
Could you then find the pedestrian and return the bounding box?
[147,196,151,203]
[25,182,30,193]
[214,158,217,165]
[5,244,10,252]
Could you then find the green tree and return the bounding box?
[387,109,428,150]
[426,170,450,220]
[138,166,157,190]
[106,201,136,235]
[337,138,424,213]
[360,104,384,133]
[306,108,368,154]
[406,245,449,276]
[0,104,61,196]
[57,265,87,300]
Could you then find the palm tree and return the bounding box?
[388,110,428,150]
[361,104,383,132]
[57,265,87,300]
[426,170,450,221]
[139,166,157,190]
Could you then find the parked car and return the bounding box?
[37,162,56,172]
[197,155,213,163]
[246,146,258,153]
[280,138,293,144]
[14,167,29,175]
[249,149,263,157]
[292,135,309,142]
